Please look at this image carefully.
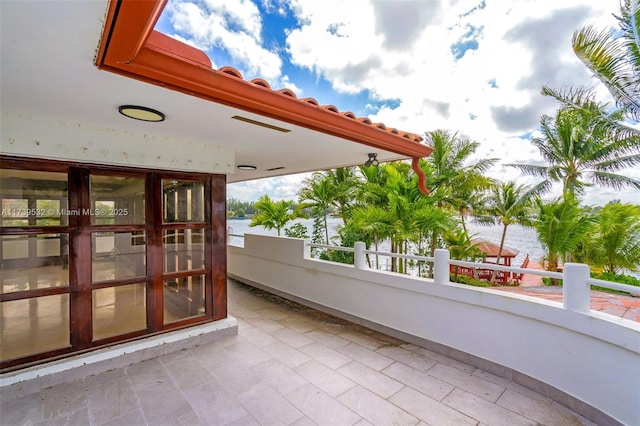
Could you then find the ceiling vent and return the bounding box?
[231,115,291,133]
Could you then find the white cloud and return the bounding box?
[228,172,312,201]
[165,0,637,205]
[167,0,283,80]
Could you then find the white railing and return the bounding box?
[227,232,245,247]
[307,241,640,312]
[229,234,640,425]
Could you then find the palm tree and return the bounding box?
[577,202,640,274]
[444,228,483,281]
[507,102,640,197]
[452,181,494,236]
[249,195,306,236]
[421,130,498,257]
[325,167,358,225]
[298,173,336,244]
[571,0,640,121]
[484,181,545,281]
[345,205,395,269]
[534,196,594,277]
[382,162,420,273]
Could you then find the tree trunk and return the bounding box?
[491,224,508,284]
[323,214,329,245]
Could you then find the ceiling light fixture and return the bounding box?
[237,165,257,171]
[364,153,379,167]
[118,105,165,122]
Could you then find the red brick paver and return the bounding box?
[493,261,640,322]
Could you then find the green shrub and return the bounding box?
[450,274,493,287]
[542,277,563,286]
[542,272,639,295]
[591,272,640,295]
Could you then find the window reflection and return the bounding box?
[163,274,205,324]
[162,180,204,223]
[0,294,70,361]
[93,284,146,340]
[1,169,68,227]
[163,229,205,273]
[92,232,146,282]
[1,234,69,294]
[90,175,145,225]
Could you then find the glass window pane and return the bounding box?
[36,199,62,226]
[163,274,205,324]
[1,199,28,227]
[1,234,69,294]
[0,294,70,361]
[1,169,68,227]
[163,229,205,273]
[92,232,146,282]
[93,284,146,341]
[162,180,204,223]
[90,175,145,225]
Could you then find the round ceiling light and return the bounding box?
[237,165,257,171]
[118,105,165,122]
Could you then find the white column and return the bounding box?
[563,263,590,313]
[354,242,366,270]
[434,249,450,285]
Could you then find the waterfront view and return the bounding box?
[229,218,542,265]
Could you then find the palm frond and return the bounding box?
[593,153,640,172]
[571,2,640,121]
[505,163,550,179]
[589,171,640,190]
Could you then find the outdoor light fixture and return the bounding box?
[118,105,165,122]
[237,165,257,171]
[364,153,379,167]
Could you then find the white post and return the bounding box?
[303,239,311,259]
[434,249,450,285]
[563,263,590,313]
[354,242,366,270]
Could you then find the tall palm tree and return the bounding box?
[507,102,640,197]
[382,162,420,273]
[571,0,640,121]
[484,181,544,282]
[577,202,640,274]
[249,195,306,236]
[298,173,336,244]
[325,167,358,225]
[425,130,498,201]
[452,181,494,235]
[421,130,498,257]
[534,196,594,276]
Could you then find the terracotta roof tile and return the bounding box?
[213,65,423,143]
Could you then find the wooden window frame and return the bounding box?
[0,156,227,371]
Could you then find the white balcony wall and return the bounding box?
[228,234,640,426]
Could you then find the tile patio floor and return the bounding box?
[0,279,597,426]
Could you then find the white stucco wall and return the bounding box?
[1,112,234,174]
[228,234,640,425]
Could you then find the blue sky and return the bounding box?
[156,0,638,205]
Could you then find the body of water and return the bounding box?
[229,216,640,279]
[228,217,542,266]
[228,218,640,278]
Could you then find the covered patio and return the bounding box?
[0,279,593,426]
[2,1,638,424]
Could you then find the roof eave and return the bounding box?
[96,0,433,160]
